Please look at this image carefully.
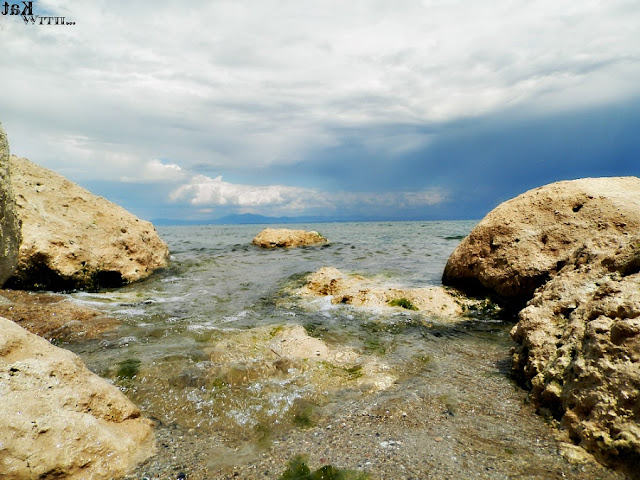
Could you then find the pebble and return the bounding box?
[379,440,401,448]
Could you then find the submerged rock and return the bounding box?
[0,289,119,341]
[0,124,21,286]
[252,228,327,248]
[6,155,169,291]
[205,324,396,392]
[299,266,497,318]
[442,177,640,475]
[0,316,155,478]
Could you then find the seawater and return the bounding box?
[67,221,474,422]
[59,221,620,478]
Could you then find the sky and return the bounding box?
[1,0,639,223]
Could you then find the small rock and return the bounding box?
[558,443,593,465]
[252,228,327,248]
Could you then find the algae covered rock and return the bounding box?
[0,289,119,341]
[6,155,169,291]
[0,316,155,478]
[253,228,327,248]
[0,124,21,286]
[300,266,497,318]
[205,324,394,391]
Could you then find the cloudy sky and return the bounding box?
[2,0,639,223]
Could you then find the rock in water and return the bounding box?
[0,316,155,478]
[252,228,327,248]
[0,124,21,286]
[299,266,496,318]
[6,155,169,291]
[442,177,640,475]
[0,289,119,341]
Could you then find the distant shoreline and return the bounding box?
[153,215,480,227]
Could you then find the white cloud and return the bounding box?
[170,174,446,215]
[120,159,186,183]
[169,175,328,210]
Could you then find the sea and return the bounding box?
[61,221,622,479]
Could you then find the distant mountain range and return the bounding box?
[152,212,471,226]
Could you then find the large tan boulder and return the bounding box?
[442,177,640,304]
[252,228,327,248]
[0,316,155,478]
[6,155,169,291]
[441,177,640,475]
[0,124,21,286]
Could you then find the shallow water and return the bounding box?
[61,221,622,479]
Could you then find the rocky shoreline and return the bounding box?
[0,288,119,341]
[0,123,164,478]
[0,119,638,478]
[443,177,640,477]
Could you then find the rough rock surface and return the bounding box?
[0,124,21,286]
[441,177,640,475]
[6,155,169,291]
[0,289,118,341]
[252,228,327,248]
[0,316,155,479]
[511,238,640,474]
[442,177,640,305]
[299,266,497,318]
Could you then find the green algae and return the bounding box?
[270,324,286,337]
[278,455,370,480]
[291,399,318,429]
[363,337,387,355]
[460,297,502,318]
[116,358,141,379]
[387,297,418,310]
[343,365,363,379]
[254,421,274,447]
[412,353,433,366]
